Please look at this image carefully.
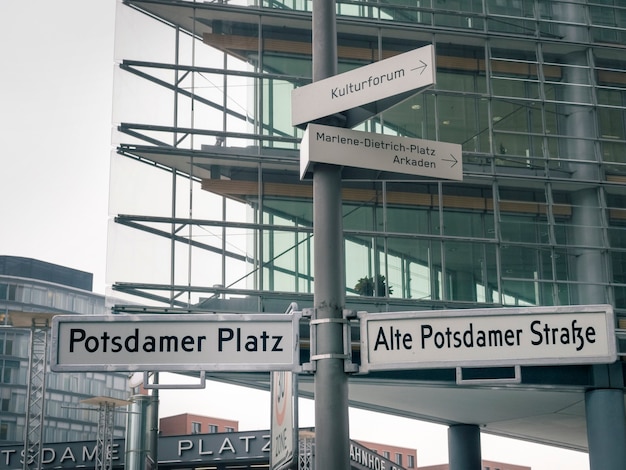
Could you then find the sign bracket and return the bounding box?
[302,309,359,374]
[142,371,207,390]
[455,365,522,385]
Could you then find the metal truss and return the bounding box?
[22,319,49,470]
[95,402,116,470]
[298,435,314,470]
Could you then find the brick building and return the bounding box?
[160,413,238,436]
[356,439,417,469]
[420,460,530,470]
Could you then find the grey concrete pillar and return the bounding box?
[585,388,626,470]
[448,424,482,470]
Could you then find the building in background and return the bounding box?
[356,439,417,469]
[158,414,424,469]
[0,255,128,444]
[160,413,238,436]
[109,0,626,465]
[157,416,520,470]
[421,462,529,470]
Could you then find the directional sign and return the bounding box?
[292,45,435,128]
[300,123,462,180]
[359,304,616,373]
[51,313,300,372]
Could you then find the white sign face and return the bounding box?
[292,45,435,127]
[51,313,300,372]
[300,123,462,180]
[360,305,616,372]
[270,371,296,470]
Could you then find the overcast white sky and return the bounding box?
[0,1,590,468]
[0,0,113,291]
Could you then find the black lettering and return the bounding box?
[125,328,139,352]
[181,336,195,352]
[218,328,234,351]
[452,330,461,348]
[530,320,542,345]
[374,327,390,351]
[488,329,503,347]
[421,325,433,348]
[463,323,474,347]
[111,335,122,353]
[561,326,572,346]
[245,335,258,352]
[476,330,486,347]
[160,335,180,351]
[85,336,99,353]
[586,326,596,347]
[393,327,402,348]
[70,328,85,352]
[571,319,583,351]
[272,335,283,352]
[260,331,269,351]
[434,331,445,348]
[143,335,156,352]
[402,332,413,349]
[100,331,111,352]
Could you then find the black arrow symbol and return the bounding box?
[442,154,458,167]
[410,60,428,75]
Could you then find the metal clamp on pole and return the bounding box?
[303,310,358,373]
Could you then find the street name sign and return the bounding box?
[292,45,435,128]
[300,123,462,180]
[359,304,616,373]
[51,313,300,372]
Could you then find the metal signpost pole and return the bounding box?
[311,2,350,470]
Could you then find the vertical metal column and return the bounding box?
[95,401,116,470]
[125,395,152,470]
[311,1,350,470]
[448,424,482,470]
[585,389,626,470]
[150,374,159,469]
[22,319,48,470]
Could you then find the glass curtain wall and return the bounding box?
[110,1,626,321]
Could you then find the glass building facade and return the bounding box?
[0,257,127,444]
[109,0,626,457]
[111,0,626,317]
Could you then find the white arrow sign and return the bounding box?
[300,123,462,180]
[51,313,300,372]
[292,45,435,128]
